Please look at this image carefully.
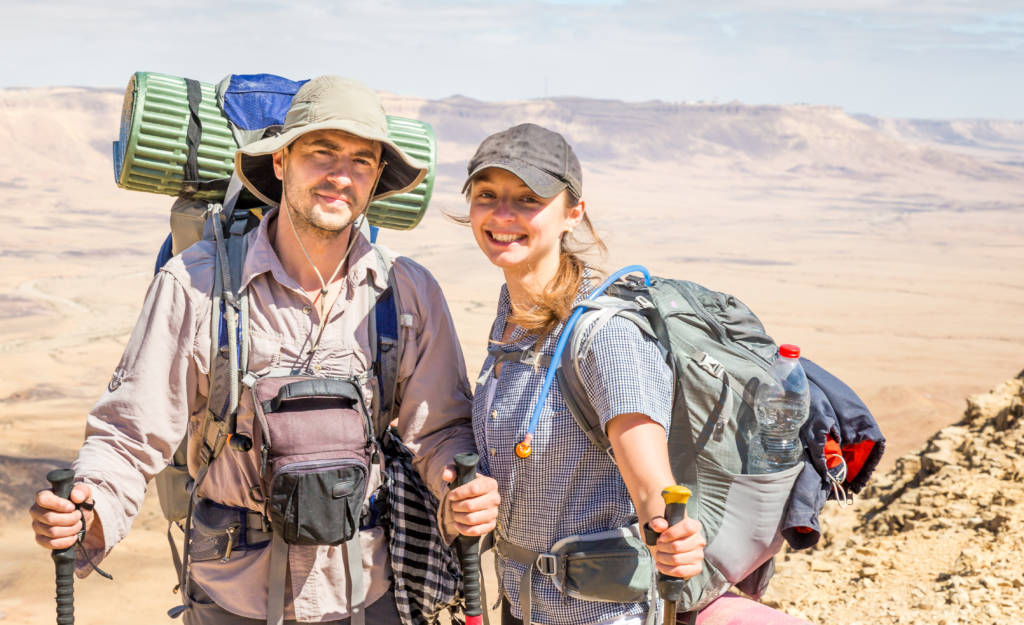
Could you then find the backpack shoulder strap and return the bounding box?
[179,191,255,607]
[555,292,660,459]
[368,244,402,438]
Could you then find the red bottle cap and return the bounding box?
[779,344,801,358]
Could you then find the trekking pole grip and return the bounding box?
[46,468,77,625]
[453,452,483,625]
[657,486,692,607]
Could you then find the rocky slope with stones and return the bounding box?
[764,371,1024,624]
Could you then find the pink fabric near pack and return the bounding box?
[695,593,812,625]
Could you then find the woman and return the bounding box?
[461,123,810,625]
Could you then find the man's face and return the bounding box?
[273,129,383,236]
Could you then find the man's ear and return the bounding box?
[272,149,285,181]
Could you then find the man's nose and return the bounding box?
[325,162,354,184]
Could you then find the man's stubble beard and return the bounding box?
[282,182,366,242]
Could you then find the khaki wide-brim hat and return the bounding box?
[235,76,427,206]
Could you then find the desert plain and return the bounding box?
[0,85,1022,624]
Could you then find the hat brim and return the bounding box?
[234,119,427,206]
[461,158,569,199]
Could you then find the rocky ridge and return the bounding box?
[766,371,1024,624]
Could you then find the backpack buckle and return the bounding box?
[697,352,725,378]
[535,553,558,576]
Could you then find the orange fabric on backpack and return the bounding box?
[825,433,875,485]
[841,440,875,484]
[824,436,843,469]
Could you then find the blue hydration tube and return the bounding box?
[516,265,652,457]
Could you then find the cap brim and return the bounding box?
[235,119,427,206]
[461,158,568,198]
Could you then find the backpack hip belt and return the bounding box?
[494,526,658,625]
[186,499,273,563]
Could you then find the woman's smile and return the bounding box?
[487,230,527,244]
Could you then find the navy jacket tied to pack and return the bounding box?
[784,357,886,549]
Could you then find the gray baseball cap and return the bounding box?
[462,123,582,199]
[235,75,427,206]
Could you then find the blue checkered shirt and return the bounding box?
[473,280,674,625]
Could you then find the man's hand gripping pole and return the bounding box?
[453,453,484,625]
[46,469,77,625]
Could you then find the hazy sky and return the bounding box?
[3,0,1021,119]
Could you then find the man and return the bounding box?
[29,76,499,625]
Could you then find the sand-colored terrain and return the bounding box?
[0,86,1021,624]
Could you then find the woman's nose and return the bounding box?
[492,196,515,217]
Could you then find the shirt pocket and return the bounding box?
[246,330,283,376]
[312,344,368,379]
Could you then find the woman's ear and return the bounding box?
[567,198,586,230]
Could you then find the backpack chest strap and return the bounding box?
[475,346,552,386]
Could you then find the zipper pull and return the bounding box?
[221,524,240,562]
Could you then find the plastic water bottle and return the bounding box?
[749,344,810,473]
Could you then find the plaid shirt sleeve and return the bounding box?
[577,315,674,437]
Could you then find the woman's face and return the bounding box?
[468,168,582,273]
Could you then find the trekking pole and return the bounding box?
[46,469,77,625]
[453,453,484,625]
[657,485,692,625]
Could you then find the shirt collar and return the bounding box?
[490,266,597,351]
[241,208,390,293]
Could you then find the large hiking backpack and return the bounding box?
[153,195,462,625]
[129,72,463,625]
[553,268,805,612]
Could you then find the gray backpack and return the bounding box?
[555,271,803,613]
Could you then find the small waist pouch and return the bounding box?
[251,375,375,546]
[189,499,270,562]
[549,526,654,603]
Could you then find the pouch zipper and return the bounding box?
[274,457,367,476]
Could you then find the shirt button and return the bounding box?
[313,364,322,372]
[490,410,498,419]
[303,305,312,314]
[490,448,496,456]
